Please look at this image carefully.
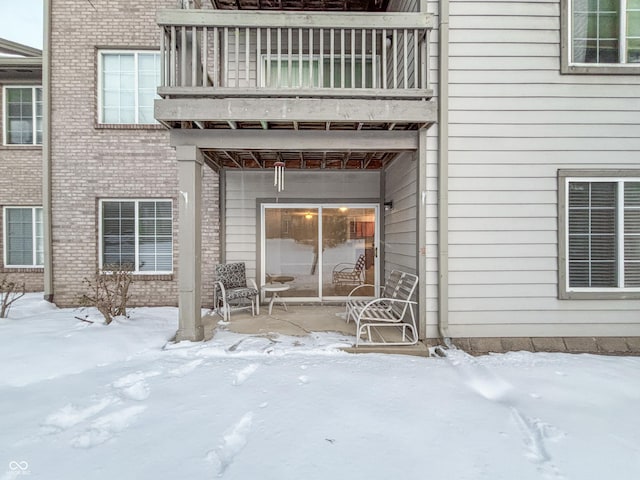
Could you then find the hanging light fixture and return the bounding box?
[274,161,285,192]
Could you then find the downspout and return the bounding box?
[437,0,451,343]
[42,0,54,302]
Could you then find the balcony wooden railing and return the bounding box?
[157,10,433,97]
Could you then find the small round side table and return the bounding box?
[261,284,290,315]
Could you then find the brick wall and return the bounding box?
[50,0,220,307]
[0,85,45,292]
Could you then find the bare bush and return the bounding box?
[79,265,133,325]
[0,277,26,318]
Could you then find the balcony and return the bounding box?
[155,9,436,132]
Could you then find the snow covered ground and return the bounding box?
[1,293,639,480]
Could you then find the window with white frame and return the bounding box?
[3,207,43,267]
[261,57,374,88]
[560,173,640,298]
[3,86,42,145]
[100,200,172,273]
[99,51,160,124]
[567,0,640,66]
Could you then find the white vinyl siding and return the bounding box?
[383,152,417,278]
[100,200,172,273]
[99,51,160,124]
[3,207,43,267]
[447,0,640,336]
[3,86,43,145]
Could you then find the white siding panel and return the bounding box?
[450,283,558,298]
[450,243,558,258]
[450,137,640,151]
[383,152,417,277]
[449,257,558,271]
[451,297,640,312]
[446,150,640,164]
[449,42,559,57]
[449,217,557,231]
[450,177,557,190]
[449,123,640,138]
[449,164,556,177]
[450,270,557,284]
[449,190,557,204]
[450,29,559,43]
[449,2,559,16]
[450,16,559,30]
[450,83,640,97]
[446,0,640,337]
[449,203,557,217]
[449,69,640,84]
[450,57,559,70]
[449,230,556,244]
[450,97,640,110]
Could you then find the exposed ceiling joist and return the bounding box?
[249,151,263,168]
[222,150,243,169]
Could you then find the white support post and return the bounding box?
[417,128,428,340]
[175,145,204,342]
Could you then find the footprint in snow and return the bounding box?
[71,405,147,448]
[232,364,259,386]
[42,397,117,432]
[112,371,161,401]
[168,359,204,377]
[444,349,565,479]
[511,408,566,479]
[207,412,253,476]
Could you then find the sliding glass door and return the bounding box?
[262,204,379,300]
[264,207,320,297]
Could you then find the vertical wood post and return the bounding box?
[175,145,204,342]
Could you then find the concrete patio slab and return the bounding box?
[202,304,429,356]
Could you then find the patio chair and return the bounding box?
[213,262,259,322]
[345,270,419,346]
[332,254,366,286]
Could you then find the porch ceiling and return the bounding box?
[202,148,399,170]
[163,119,427,132]
[170,127,420,171]
[161,105,430,169]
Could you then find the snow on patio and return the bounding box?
[1,294,639,480]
